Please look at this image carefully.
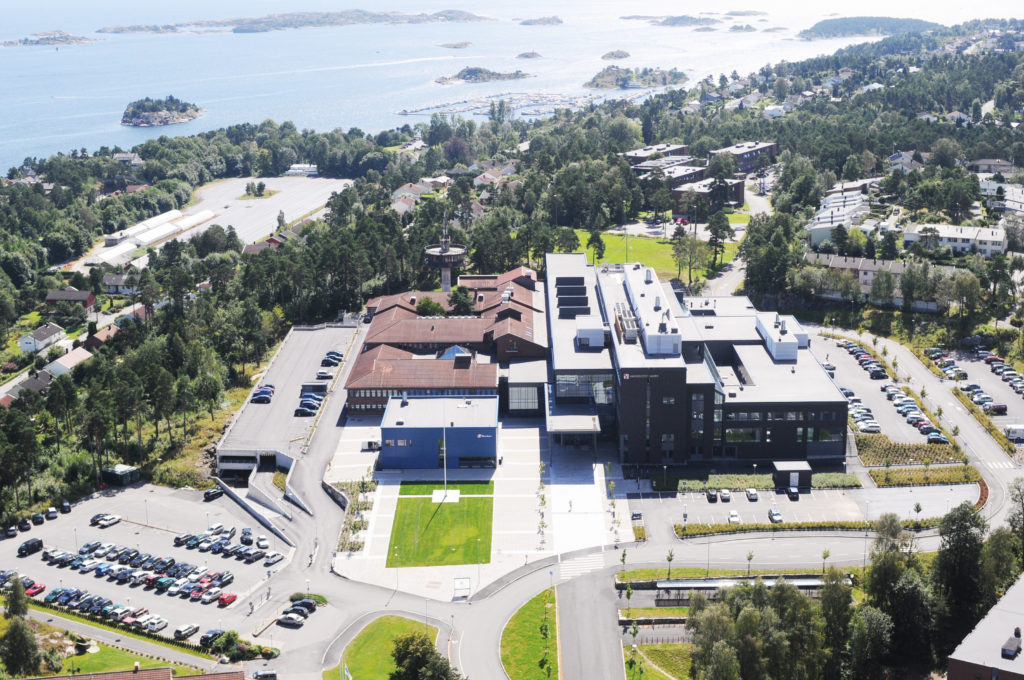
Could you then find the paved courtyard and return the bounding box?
[326,418,631,600]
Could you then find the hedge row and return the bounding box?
[673,517,940,538]
[869,465,982,487]
[952,387,1017,455]
[657,473,860,493]
[632,526,647,541]
[855,434,965,466]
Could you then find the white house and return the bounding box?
[902,223,1008,257]
[18,323,65,354]
[44,346,93,377]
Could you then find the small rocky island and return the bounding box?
[121,96,202,127]
[2,31,94,47]
[584,66,687,89]
[602,50,630,60]
[520,16,562,26]
[516,52,542,59]
[439,42,472,49]
[436,67,530,84]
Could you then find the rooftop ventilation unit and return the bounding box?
[614,301,639,344]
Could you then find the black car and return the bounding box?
[240,529,253,545]
[204,487,224,502]
[60,501,71,514]
[213,571,234,587]
[90,513,108,526]
[200,630,225,646]
[174,533,195,547]
[119,548,139,564]
[289,602,314,616]
[141,555,159,570]
[18,518,31,532]
[705,489,717,502]
[292,598,318,613]
[31,513,44,525]
[320,358,340,367]
[223,544,244,557]
[244,549,266,563]
[130,553,151,568]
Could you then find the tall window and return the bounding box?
[509,386,539,411]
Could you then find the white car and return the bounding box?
[187,566,208,583]
[98,514,121,528]
[167,577,189,595]
[147,616,168,632]
[134,614,156,629]
[94,543,115,557]
[277,613,304,627]
[745,488,758,501]
[78,558,100,572]
[200,587,222,604]
[858,421,881,434]
[208,523,224,535]
[264,551,283,566]
[719,489,731,502]
[256,536,269,549]
[316,370,334,379]
[728,510,740,524]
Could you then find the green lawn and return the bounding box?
[325,615,436,680]
[623,607,689,618]
[60,645,201,676]
[624,647,674,680]
[500,588,558,680]
[387,496,493,567]
[624,643,694,680]
[619,567,819,582]
[726,212,750,225]
[399,480,494,495]
[574,230,676,280]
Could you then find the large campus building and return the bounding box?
[544,253,847,465]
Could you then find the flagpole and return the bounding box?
[443,400,448,498]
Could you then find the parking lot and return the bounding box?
[221,325,356,455]
[947,350,1024,436]
[812,335,925,444]
[1,486,294,644]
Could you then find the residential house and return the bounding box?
[630,155,698,175]
[947,110,971,126]
[102,272,138,295]
[916,111,939,123]
[902,223,1008,257]
[45,346,93,377]
[18,323,65,354]
[112,152,144,167]
[45,287,96,311]
[762,105,785,120]
[888,150,924,174]
[9,370,56,399]
[981,180,1024,214]
[284,163,318,176]
[83,324,119,350]
[969,158,1017,174]
[242,241,276,256]
[623,144,690,165]
[672,177,745,215]
[803,193,872,246]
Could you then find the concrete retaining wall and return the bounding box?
[246,464,293,521]
[321,481,349,511]
[212,476,293,547]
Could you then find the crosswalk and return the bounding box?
[983,459,1017,469]
[559,554,605,581]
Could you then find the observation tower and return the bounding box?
[423,223,467,292]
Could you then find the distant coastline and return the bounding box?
[98,9,491,34]
[602,50,630,60]
[1,31,94,47]
[439,42,473,49]
[520,16,562,26]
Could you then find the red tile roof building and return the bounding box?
[347,268,547,414]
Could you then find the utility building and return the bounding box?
[379,396,499,469]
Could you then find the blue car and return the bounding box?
[95,562,115,577]
[57,588,79,605]
[299,400,320,411]
[251,395,271,404]
[211,539,230,554]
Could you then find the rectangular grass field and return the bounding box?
[387,496,493,567]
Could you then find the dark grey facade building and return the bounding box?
[544,253,847,467]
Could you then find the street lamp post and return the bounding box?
[662,465,667,492]
[477,538,482,588]
[394,548,399,592]
[706,524,712,577]
[144,499,149,526]
[863,500,871,568]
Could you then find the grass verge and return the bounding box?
[25,602,212,661]
[673,518,939,537]
[621,607,689,618]
[624,643,694,680]
[290,592,328,605]
[398,480,494,495]
[651,472,860,492]
[869,465,982,487]
[333,615,436,680]
[273,468,287,492]
[387,496,493,567]
[60,644,201,675]
[500,588,558,680]
[855,433,965,466]
[619,567,825,582]
[952,387,1017,455]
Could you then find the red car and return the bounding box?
[25,583,46,597]
[218,592,237,607]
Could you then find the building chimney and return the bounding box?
[645,268,653,284]
[654,296,661,311]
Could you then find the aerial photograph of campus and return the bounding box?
[3,0,1024,678]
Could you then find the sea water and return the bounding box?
[0,0,1014,169]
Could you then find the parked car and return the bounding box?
[97,514,121,528]
[256,535,269,549]
[240,528,253,545]
[928,432,951,445]
[294,407,316,417]
[320,357,340,367]
[218,592,237,606]
[204,488,224,501]
[745,488,758,501]
[857,421,881,434]
[727,511,740,524]
[147,617,168,632]
[719,489,731,502]
[787,487,800,500]
[45,507,58,520]
[264,551,283,566]
[200,630,225,646]
[25,583,46,596]
[705,489,717,502]
[174,624,200,640]
[277,613,304,627]
[292,598,318,613]
[250,395,271,404]
[316,370,334,379]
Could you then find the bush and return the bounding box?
[673,518,940,537]
[632,526,647,541]
[855,434,964,466]
[952,388,1016,455]
[869,465,982,487]
[810,473,861,488]
[289,592,328,605]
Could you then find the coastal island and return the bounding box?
[798,16,942,39]
[520,16,562,26]
[726,10,768,16]
[584,66,687,89]
[622,15,720,27]
[730,24,757,32]
[436,67,530,85]
[602,50,630,60]
[121,96,202,127]
[516,52,542,59]
[439,42,473,49]
[1,31,94,47]
[97,9,490,34]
